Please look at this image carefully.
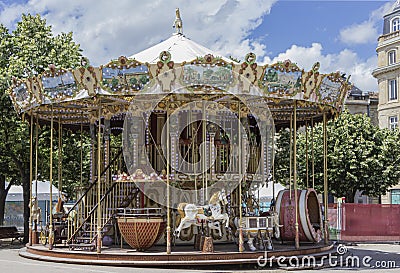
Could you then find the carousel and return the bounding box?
[12,10,350,266]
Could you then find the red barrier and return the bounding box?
[341,204,400,241]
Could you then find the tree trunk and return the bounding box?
[10,154,30,243]
[345,189,356,203]
[0,174,12,226]
[21,169,30,243]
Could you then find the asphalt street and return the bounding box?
[304,243,400,272]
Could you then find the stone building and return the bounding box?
[344,86,378,126]
[372,0,400,204]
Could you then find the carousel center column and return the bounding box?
[166,101,172,254]
[207,119,218,183]
[238,108,246,252]
[104,114,112,185]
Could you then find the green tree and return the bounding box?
[275,111,400,203]
[0,14,83,241]
[35,127,92,197]
[0,24,17,224]
[274,127,291,188]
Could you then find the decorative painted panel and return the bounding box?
[181,64,233,91]
[102,65,150,93]
[42,71,77,100]
[10,83,30,111]
[318,74,343,103]
[259,61,302,96]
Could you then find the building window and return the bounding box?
[392,17,400,32]
[388,50,396,65]
[388,79,397,100]
[391,189,400,204]
[389,116,398,130]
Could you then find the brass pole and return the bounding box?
[271,116,275,208]
[29,111,33,246]
[191,110,198,203]
[80,112,83,187]
[104,117,110,186]
[289,114,292,200]
[323,111,329,244]
[49,105,54,250]
[35,116,39,198]
[272,137,275,211]
[263,121,267,194]
[305,121,309,188]
[97,107,102,253]
[166,100,171,254]
[238,102,244,252]
[202,104,205,205]
[293,101,300,249]
[75,113,83,241]
[35,115,39,218]
[58,118,62,198]
[34,116,39,241]
[311,117,315,188]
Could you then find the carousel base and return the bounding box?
[20,242,334,267]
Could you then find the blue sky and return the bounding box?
[0,0,396,90]
[259,1,386,60]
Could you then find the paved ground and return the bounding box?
[301,243,400,272]
[0,242,399,272]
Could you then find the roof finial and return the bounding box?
[173,8,183,35]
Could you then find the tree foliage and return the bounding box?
[274,111,400,203]
[0,14,84,239]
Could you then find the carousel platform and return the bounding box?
[20,242,334,267]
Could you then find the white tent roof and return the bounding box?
[256,182,286,198]
[6,180,60,202]
[129,33,233,64]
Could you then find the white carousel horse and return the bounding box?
[174,190,229,238]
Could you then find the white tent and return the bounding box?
[256,181,286,199]
[6,180,60,202]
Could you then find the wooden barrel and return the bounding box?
[275,189,322,243]
[117,217,166,251]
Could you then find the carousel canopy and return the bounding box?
[129,33,233,64]
[7,9,352,129]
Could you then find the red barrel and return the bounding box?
[275,189,322,243]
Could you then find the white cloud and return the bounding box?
[339,2,393,45]
[339,21,378,45]
[0,0,277,65]
[269,43,377,91]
